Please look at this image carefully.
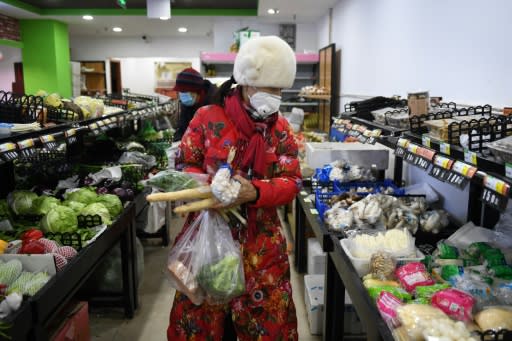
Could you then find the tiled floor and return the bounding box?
[90,213,322,341]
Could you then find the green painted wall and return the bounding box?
[20,20,72,97]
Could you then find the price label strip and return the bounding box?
[464,149,478,166]
[404,144,433,170]
[0,142,18,162]
[443,160,477,189]
[366,136,377,145]
[429,155,455,182]
[39,134,58,150]
[440,142,451,156]
[88,122,101,136]
[481,175,510,211]
[65,128,78,144]
[357,134,368,143]
[97,120,108,132]
[422,135,431,148]
[394,138,410,157]
[507,163,512,180]
[17,138,36,157]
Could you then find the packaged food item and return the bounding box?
[474,307,512,332]
[467,242,492,258]
[431,288,476,322]
[441,265,464,282]
[495,282,512,305]
[376,291,403,327]
[395,262,435,293]
[482,248,507,267]
[411,297,430,304]
[369,251,396,280]
[415,283,451,300]
[396,304,449,341]
[452,274,494,309]
[363,278,400,288]
[367,285,412,301]
[489,265,512,279]
[436,242,459,259]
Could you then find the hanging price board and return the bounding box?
[17,138,36,157]
[422,135,431,148]
[0,142,18,162]
[444,171,467,188]
[441,160,477,189]
[440,142,451,155]
[464,149,477,166]
[39,134,58,150]
[482,175,510,211]
[429,155,455,182]
[395,138,410,157]
[65,128,78,144]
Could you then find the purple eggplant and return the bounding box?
[96,187,109,195]
[125,188,135,201]
[121,180,132,189]
[83,177,94,186]
[112,187,129,201]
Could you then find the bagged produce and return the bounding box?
[414,283,450,301]
[367,285,411,301]
[211,164,241,206]
[7,190,38,215]
[474,306,512,332]
[143,170,208,192]
[376,291,403,327]
[369,251,396,280]
[349,229,416,259]
[395,262,435,293]
[431,288,475,322]
[41,206,78,233]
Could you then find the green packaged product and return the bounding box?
[367,285,412,301]
[483,249,507,267]
[441,265,464,282]
[412,297,430,304]
[463,258,481,267]
[467,242,492,258]
[437,243,459,259]
[490,265,512,279]
[415,283,451,299]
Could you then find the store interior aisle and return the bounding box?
[90,212,321,341]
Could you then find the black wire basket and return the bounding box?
[46,106,84,122]
[14,149,72,190]
[0,91,44,124]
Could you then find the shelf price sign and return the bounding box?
[422,135,431,148]
[97,120,108,132]
[40,134,58,150]
[405,144,435,170]
[0,142,18,163]
[395,138,409,157]
[464,148,478,166]
[17,138,36,157]
[482,175,510,211]
[440,142,451,156]
[88,122,101,136]
[429,155,454,182]
[65,128,78,144]
[445,160,477,189]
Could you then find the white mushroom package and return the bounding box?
[349,229,416,259]
[211,165,241,206]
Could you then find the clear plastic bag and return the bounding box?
[142,170,209,192]
[166,212,205,305]
[194,210,245,303]
[118,151,157,168]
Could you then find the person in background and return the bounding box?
[172,67,216,142]
[167,35,301,340]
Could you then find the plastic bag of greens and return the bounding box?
[194,210,245,303]
[142,170,208,192]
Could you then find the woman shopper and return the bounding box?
[172,67,216,142]
[168,35,302,341]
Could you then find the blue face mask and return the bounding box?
[179,92,196,106]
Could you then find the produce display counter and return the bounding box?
[1,300,32,341]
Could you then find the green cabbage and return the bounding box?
[95,194,123,218]
[62,200,86,214]
[9,191,38,215]
[80,203,111,226]
[64,188,98,205]
[197,255,245,299]
[33,196,61,215]
[41,206,78,233]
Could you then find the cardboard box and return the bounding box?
[307,238,326,275]
[408,91,430,116]
[304,275,361,335]
[305,142,389,170]
[51,301,90,341]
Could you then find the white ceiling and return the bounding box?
[0,0,339,37]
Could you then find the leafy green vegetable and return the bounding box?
[32,196,61,215]
[41,206,78,233]
[197,255,245,299]
[80,203,111,226]
[8,190,38,215]
[62,200,86,214]
[0,199,12,221]
[95,194,123,218]
[145,170,200,192]
[64,187,98,205]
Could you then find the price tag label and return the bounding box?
[357,134,368,143]
[422,135,431,148]
[433,155,454,170]
[429,165,450,182]
[452,161,477,179]
[0,142,18,162]
[395,146,407,157]
[397,138,410,148]
[482,187,509,212]
[310,208,319,215]
[464,149,477,166]
[40,134,58,150]
[97,120,108,131]
[484,175,510,196]
[88,123,100,135]
[65,128,79,144]
[17,138,34,150]
[444,171,468,188]
[367,136,377,145]
[363,130,372,137]
[440,142,451,155]
[506,163,512,179]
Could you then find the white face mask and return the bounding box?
[249,90,282,119]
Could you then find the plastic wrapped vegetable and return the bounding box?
[431,288,476,322]
[395,262,435,293]
[80,203,112,226]
[7,191,38,215]
[32,195,61,215]
[41,206,78,233]
[64,187,98,205]
[420,210,450,233]
[95,194,123,218]
[144,170,206,192]
[62,200,86,214]
[369,251,396,280]
[376,291,403,327]
[367,285,411,301]
[474,307,512,332]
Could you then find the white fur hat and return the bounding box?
[233,36,296,89]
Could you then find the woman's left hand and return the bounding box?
[211,175,258,209]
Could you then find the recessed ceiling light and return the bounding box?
[112,27,123,32]
[267,8,279,14]
[178,27,188,33]
[82,15,94,20]
[160,16,169,20]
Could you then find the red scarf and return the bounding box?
[224,88,277,242]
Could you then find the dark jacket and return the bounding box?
[173,80,216,142]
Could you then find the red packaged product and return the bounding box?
[431,288,475,322]
[395,262,435,293]
[376,291,403,327]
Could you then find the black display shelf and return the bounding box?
[0,301,33,341]
[340,115,408,137]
